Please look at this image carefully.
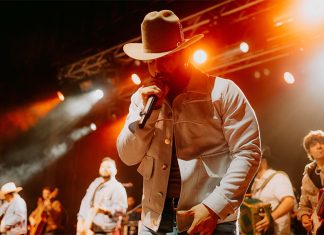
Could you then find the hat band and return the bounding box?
[143,39,184,53]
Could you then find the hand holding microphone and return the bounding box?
[138,77,168,129]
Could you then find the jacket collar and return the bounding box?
[304,161,317,175]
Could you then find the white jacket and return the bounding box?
[117,67,261,232]
[0,194,27,235]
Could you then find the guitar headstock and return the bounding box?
[50,188,59,199]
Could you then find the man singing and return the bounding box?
[117,10,261,234]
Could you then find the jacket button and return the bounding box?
[162,164,168,170]
[157,192,163,198]
[164,138,171,144]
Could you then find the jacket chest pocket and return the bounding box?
[179,99,216,124]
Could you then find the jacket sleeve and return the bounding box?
[77,179,98,220]
[202,78,261,219]
[4,198,26,227]
[116,89,161,166]
[0,202,9,218]
[298,173,313,219]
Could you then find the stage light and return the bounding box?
[193,49,207,64]
[240,42,249,53]
[90,89,104,101]
[134,60,141,66]
[90,123,97,131]
[131,73,141,85]
[284,72,295,84]
[263,68,271,76]
[57,91,64,101]
[254,71,261,79]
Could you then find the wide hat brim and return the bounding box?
[1,187,23,195]
[123,34,204,61]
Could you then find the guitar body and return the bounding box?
[77,207,97,235]
[29,217,46,235]
[29,211,47,235]
[29,188,58,235]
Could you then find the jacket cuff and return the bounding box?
[202,190,235,220]
[128,109,160,134]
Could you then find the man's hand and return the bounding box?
[255,212,270,232]
[177,203,218,235]
[29,217,36,226]
[301,214,313,232]
[44,199,52,211]
[139,79,169,108]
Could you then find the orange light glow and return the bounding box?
[0,96,60,142]
[101,115,127,142]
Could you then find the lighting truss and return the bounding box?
[57,0,274,82]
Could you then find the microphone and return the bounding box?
[138,95,158,129]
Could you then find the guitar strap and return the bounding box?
[309,166,323,189]
[90,181,106,207]
[252,171,279,195]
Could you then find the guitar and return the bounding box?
[77,193,106,235]
[29,188,58,235]
[77,207,97,235]
[316,188,324,235]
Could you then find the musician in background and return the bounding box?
[29,186,65,235]
[298,130,324,234]
[250,146,295,235]
[121,197,141,235]
[126,197,141,222]
[77,157,128,235]
[0,182,27,235]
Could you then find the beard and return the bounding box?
[99,171,111,179]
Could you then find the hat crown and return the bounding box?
[141,10,184,53]
[1,182,21,194]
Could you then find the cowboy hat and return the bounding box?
[0,182,23,195]
[123,10,204,61]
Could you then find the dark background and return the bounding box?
[0,1,323,234]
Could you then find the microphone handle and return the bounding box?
[139,95,158,129]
